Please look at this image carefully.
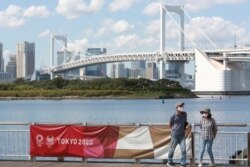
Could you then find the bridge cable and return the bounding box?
[63,35,95,58]
[106,11,160,55]
[181,7,218,49]
[51,34,91,63]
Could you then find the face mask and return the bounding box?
[178,107,184,112]
[203,113,208,117]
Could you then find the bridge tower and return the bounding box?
[159,4,185,81]
[50,34,68,79]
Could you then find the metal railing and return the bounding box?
[0,123,30,160]
[0,122,249,165]
[192,124,249,165]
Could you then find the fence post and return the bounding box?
[58,156,64,162]
[81,158,87,163]
[135,159,141,164]
[134,123,141,164]
[248,132,250,166]
[30,156,36,162]
[190,124,195,166]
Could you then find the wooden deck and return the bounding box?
[0,161,244,167]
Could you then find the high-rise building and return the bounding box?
[110,63,126,78]
[110,64,116,78]
[0,42,3,72]
[129,68,145,79]
[146,62,158,80]
[167,63,182,79]
[116,63,126,78]
[85,48,107,77]
[0,72,12,81]
[131,61,146,70]
[16,41,35,78]
[6,54,16,79]
[1,59,4,72]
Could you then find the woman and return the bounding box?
[198,108,217,167]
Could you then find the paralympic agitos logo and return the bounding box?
[35,134,55,148]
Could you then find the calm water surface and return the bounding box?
[0,96,249,124]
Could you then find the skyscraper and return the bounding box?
[0,42,3,72]
[146,62,158,80]
[129,68,145,79]
[85,48,107,77]
[131,61,146,70]
[6,54,16,79]
[116,63,126,78]
[16,41,35,78]
[110,64,116,78]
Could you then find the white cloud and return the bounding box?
[3,50,13,57]
[143,0,247,15]
[109,0,136,12]
[0,5,50,28]
[185,17,250,47]
[4,5,23,16]
[96,19,134,36]
[0,5,25,28]
[3,50,15,66]
[146,20,159,35]
[38,29,51,37]
[23,6,50,18]
[112,20,134,33]
[146,16,250,48]
[143,2,160,16]
[113,34,158,52]
[143,0,182,16]
[0,15,25,28]
[142,16,250,50]
[68,38,89,52]
[146,19,178,39]
[82,28,94,37]
[185,0,247,11]
[56,0,105,19]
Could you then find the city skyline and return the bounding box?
[0,0,250,76]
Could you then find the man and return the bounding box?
[167,102,187,167]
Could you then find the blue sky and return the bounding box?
[1,0,250,75]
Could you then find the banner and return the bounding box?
[30,125,192,159]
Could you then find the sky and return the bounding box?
[0,0,250,75]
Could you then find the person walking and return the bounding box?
[167,102,188,167]
[198,108,218,167]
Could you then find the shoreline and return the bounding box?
[0,96,197,100]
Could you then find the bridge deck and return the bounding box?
[0,161,240,167]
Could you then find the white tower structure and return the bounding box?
[159,4,185,80]
[194,49,250,94]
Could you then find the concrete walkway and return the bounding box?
[0,161,245,167]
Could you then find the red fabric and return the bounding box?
[30,125,119,157]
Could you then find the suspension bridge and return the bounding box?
[37,4,250,93]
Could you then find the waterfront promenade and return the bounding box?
[0,161,243,167]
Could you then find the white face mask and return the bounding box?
[178,107,184,112]
[202,113,208,117]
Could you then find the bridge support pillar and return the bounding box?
[159,60,166,79]
[50,72,55,80]
[223,52,227,70]
[179,62,185,86]
[159,4,166,79]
